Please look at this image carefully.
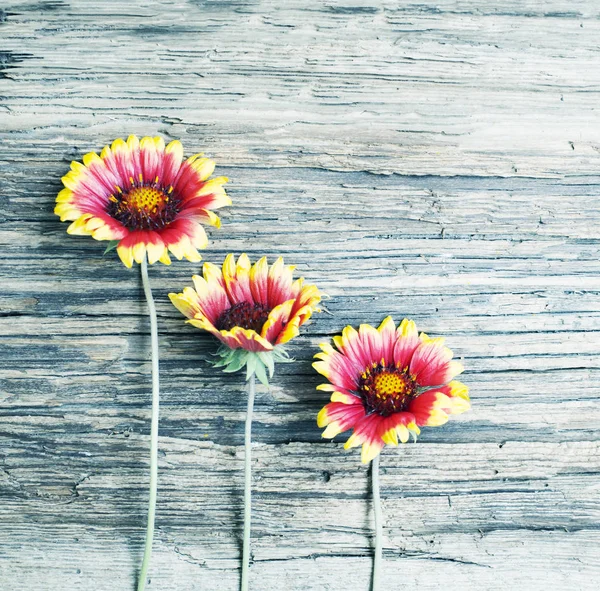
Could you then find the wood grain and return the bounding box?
[1,0,599,589]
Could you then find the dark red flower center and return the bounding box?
[106,177,181,231]
[216,302,271,333]
[359,363,418,416]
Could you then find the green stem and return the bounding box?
[138,258,160,591]
[241,373,255,591]
[372,455,382,591]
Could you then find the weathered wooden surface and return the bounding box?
[1,0,600,589]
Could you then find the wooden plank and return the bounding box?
[1,0,599,589]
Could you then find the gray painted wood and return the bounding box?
[1,0,599,589]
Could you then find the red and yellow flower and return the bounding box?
[54,135,230,268]
[315,317,470,463]
[170,254,322,382]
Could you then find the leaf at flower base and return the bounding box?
[246,353,258,381]
[273,346,294,363]
[258,351,275,378]
[212,352,233,368]
[210,344,291,385]
[253,359,269,386]
[210,346,236,368]
[222,350,250,373]
[103,240,120,255]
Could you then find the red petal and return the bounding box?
[410,340,461,386]
[318,401,365,431]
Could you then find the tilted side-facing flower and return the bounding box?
[170,254,321,591]
[55,135,230,268]
[315,317,471,591]
[170,253,322,384]
[315,316,470,464]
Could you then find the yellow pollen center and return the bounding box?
[126,186,166,212]
[374,372,407,396]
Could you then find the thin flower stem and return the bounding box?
[138,258,160,591]
[372,455,383,591]
[241,373,255,591]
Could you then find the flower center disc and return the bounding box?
[106,182,180,231]
[216,302,271,333]
[127,186,165,211]
[374,372,407,395]
[359,364,417,416]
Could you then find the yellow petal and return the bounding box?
[168,235,190,260]
[132,241,146,264]
[316,383,337,392]
[322,422,343,439]
[344,432,362,450]
[111,138,127,153]
[317,406,330,428]
[61,170,84,191]
[407,422,420,436]
[153,136,165,152]
[397,424,410,444]
[398,318,417,339]
[332,335,345,351]
[117,244,134,268]
[165,139,183,160]
[126,135,140,151]
[66,214,93,234]
[330,391,357,404]
[147,241,166,265]
[70,160,86,174]
[381,428,398,446]
[361,442,381,464]
[424,408,449,427]
[140,136,156,153]
[82,152,102,167]
[183,245,202,263]
[202,261,223,285]
[448,380,469,400]
[378,315,396,333]
[57,203,83,223]
[237,253,251,273]
[222,253,237,280]
[185,153,204,166]
[447,396,471,415]
[195,176,229,195]
[56,188,74,203]
[191,157,216,181]
[199,209,221,228]
[92,224,117,241]
[84,217,105,232]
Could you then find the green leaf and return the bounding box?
[103,240,120,255]
[254,360,269,386]
[273,346,294,363]
[222,350,249,373]
[258,351,275,378]
[210,346,238,368]
[245,353,258,381]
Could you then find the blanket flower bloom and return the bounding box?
[54,135,230,268]
[169,253,322,384]
[315,317,470,463]
[170,254,321,590]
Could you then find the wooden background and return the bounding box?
[1,1,599,589]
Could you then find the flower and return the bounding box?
[169,254,322,383]
[54,135,230,268]
[315,317,470,463]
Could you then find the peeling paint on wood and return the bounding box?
[1,0,599,590]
